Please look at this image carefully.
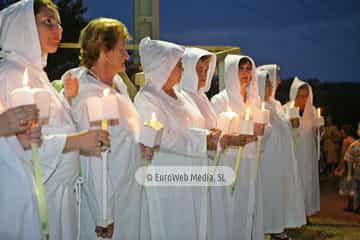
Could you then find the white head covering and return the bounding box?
[257,64,280,98]
[224,54,259,110]
[180,47,216,93]
[289,76,315,130]
[179,47,217,129]
[256,68,269,101]
[139,37,185,92]
[0,0,45,69]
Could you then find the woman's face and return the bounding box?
[164,60,183,89]
[264,76,273,101]
[35,7,62,55]
[238,62,252,89]
[104,38,129,73]
[196,58,210,90]
[295,85,309,110]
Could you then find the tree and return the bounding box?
[45,0,88,80]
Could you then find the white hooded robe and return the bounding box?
[283,77,320,216]
[257,67,306,233]
[66,67,149,240]
[180,47,229,240]
[211,55,264,240]
[0,97,42,240]
[134,37,208,240]
[0,1,79,239]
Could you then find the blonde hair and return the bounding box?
[79,18,130,68]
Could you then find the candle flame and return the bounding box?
[151,112,157,121]
[103,88,110,97]
[290,101,295,108]
[317,107,321,117]
[22,68,29,86]
[245,107,251,120]
[261,102,265,111]
[226,106,233,113]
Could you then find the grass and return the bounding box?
[264,217,360,240]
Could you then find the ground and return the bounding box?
[265,176,360,240]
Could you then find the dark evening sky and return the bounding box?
[84,0,360,83]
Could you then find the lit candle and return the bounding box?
[216,106,240,135]
[315,107,324,161]
[139,112,164,148]
[232,106,254,193]
[239,107,254,135]
[245,107,251,121]
[10,68,50,238]
[287,101,300,119]
[86,88,119,228]
[10,68,51,122]
[253,102,270,125]
[86,88,119,122]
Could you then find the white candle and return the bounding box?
[253,102,270,124]
[86,88,119,122]
[239,107,254,135]
[86,89,118,227]
[287,101,299,119]
[139,112,164,148]
[10,68,51,121]
[314,107,325,127]
[10,68,51,238]
[216,106,240,135]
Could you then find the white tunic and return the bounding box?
[0,121,42,240]
[0,1,79,239]
[211,55,263,240]
[257,67,306,233]
[180,47,229,240]
[283,77,320,216]
[135,37,208,240]
[65,67,148,240]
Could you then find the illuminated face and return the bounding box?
[165,60,184,89]
[295,85,309,110]
[275,69,281,89]
[105,38,129,73]
[35,7,62,55]
[196,58,210,90]
[264,76,273,101]
[238,62,252,88]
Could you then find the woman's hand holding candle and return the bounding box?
[64,129,110,156]
[95,223,114,239]
[0,104,39,136]
[140,143,157,161]
[207,129,221,150]
[16,125,42,150]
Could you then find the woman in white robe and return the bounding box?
[65,18,150,240]
[0,101,42,240]
[256,67,306,238]
[134,37,223,240]
[180,47,229,240]
[283,77,321,217]
[211,55,263,240]
[0,1,109,239]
